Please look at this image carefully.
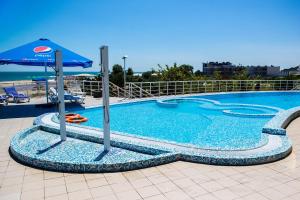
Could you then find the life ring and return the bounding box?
[66,116,88,123]
[65,113,80,119]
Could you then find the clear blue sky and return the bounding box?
[0,0,299,72]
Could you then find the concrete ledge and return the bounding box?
[263,106,300,135]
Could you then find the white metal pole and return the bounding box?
[55,50,66,141]
[123,58,126,88]
[45,64,49,104]
[101,46,111,152]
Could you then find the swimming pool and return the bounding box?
[10,91,296,171]
[74,91,300,150]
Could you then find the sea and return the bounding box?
[0,72,100,82]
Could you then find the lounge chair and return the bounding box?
[49,87,85,104]
[0,95,8,106]
[68,82,86,97]
[3,87,30,103]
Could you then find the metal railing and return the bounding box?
[1,79,300,99]
[0,80,57,97]
[81,80,132,98]
[127,82,154,98]
[126,80,300,97]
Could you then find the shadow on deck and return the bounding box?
[0,103,85,119]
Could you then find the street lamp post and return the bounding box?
[122,55,128,88]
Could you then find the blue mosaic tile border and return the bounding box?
[9,91,297,172]
[262,106,300,135]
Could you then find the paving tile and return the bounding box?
[148,174,169,184]
[90,185,114,198]
[22,180,44,192]
[194,193,219,200]
[130,177,153,189]
[86,177,108,188]
[155,181,179,193]
[200,180,225,192]
[45,177,65,187]
[227,184,253,197]
[0,193,21,200]
[68,189,92,200]
[241,193,269,200]
[64,174,85,184]
[173,178,195,188]
[144,194,168,200]
[66,181,89,193]
[21,188,44,200]
[259,187,288,200]
[44,171,64,180]
[122,170,145,181]
[0,184,22,194]
[45,193,69,200]
[289,192,300,200]
[93,194,118,200]
[164,189,191,200]
[23,173,43,183]
[106,175,127,184]
[24,168,42,176]
[45,185,67,198]
[84,173,105,181]
[182,184,208,198]
[136,185,161,198]
[212,188,239,200]
[2,176,23,187]
[115,189,142,200]
[111,182,134,193]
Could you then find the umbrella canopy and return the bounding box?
[0,38,92,68]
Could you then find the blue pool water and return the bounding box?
[199,92,300,109]
[75,92,300,150]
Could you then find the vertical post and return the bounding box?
[122,56,127,89]
[175,82,177,95]
[140,82,142,98]
[166,82,169,96]
[55,50,66,141]
[45,64,49,103]
[158,82,161,96]
[90,81,92,96]
[123,58,126,88]
[101,46,111,152]
[82,81,85,94]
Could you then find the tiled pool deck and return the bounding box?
[1,97,300,200]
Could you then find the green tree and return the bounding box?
[127,67,134,76]
[233,69,248,80]
[158,63,195,81]
[194,70,202,76]
[110,64,124,87]
[213,70,222,80]
[179,64,194,77]
[126,67,135,82]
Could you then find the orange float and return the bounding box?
[65,113,88,123]
[65,113,80,119]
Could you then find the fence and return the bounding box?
[1,80,300,99]
[0,80,128,98]
[126,80,300,97]
[0,80,57,97]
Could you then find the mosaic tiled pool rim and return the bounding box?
[9,91,298,172]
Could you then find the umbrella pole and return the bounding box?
[55,50,67,141]
[100,46,110,152]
